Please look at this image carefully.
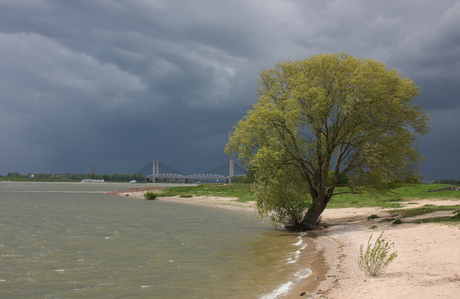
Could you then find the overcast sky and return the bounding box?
[1,0,459,180]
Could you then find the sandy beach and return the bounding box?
[110,188,460,298]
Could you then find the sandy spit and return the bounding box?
[109,189,460,299]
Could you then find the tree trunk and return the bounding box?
[291,197,329,231]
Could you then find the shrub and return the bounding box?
[356,232,398,276]
[144,191,158,200]
[392,219,403,226]
[367,214,380,220]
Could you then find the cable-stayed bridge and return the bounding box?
[136,159,247,182]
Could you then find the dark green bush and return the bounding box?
[144,191,158,200]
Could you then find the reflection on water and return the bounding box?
[0,182,313,298]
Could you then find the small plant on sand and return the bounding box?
[144,191,158,200]
[357,232,398,276]
[392,219,403,226]
[367,214,380,220]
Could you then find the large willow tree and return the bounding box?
[225,53,429,231]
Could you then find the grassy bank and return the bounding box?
[161,183,460,225]
[161,183,254,202]
[162,183,460,206]
[328,183,460,209]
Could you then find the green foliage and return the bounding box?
[0,174,81,182]
[230,168,256,184]
[245,167,256,183]
[327,171,349,186]
[107,173,145,182]
[253,164,311,228]
[357,232,398,276]
[229,176,245,183]
[144,191,158,200]
[231,168,256,184]
[225,52,429,230]
[367,214,380,220]
[392,219,403,225]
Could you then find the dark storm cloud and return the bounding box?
[0,0,459,179]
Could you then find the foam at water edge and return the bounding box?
[287,250,301,264]
[259,267,312,299]
[287,232,308,263]
[294,268,313,280]
[260,281,294,299]
[294,232,307,245]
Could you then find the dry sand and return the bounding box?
[110,189,460,298]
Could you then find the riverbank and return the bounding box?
[109,189,460,298]
[283,199,460,299]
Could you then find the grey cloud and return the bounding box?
[0,0,459,178]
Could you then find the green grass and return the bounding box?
[386,204,460,218]
[328,184,460,209]
[410,212,460,225]
[160,183,460,225]
[160,183,460,207]
[160,183,254,202]
[326,187,403,209]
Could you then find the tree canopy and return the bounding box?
[225,53,430,230]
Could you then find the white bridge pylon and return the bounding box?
[147,158,237,181]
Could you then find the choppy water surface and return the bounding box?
[0,182,313,298]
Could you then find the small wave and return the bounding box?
[260,281,294,299]
[288,232,308,263]
[293,232,307,246]
[260,268,312,298]
[287,250,301,264]
[294,268,312,280]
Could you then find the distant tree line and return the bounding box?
[1,173,146,182]
[93,173,145,182]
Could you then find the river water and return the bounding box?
[0,182,315,298]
